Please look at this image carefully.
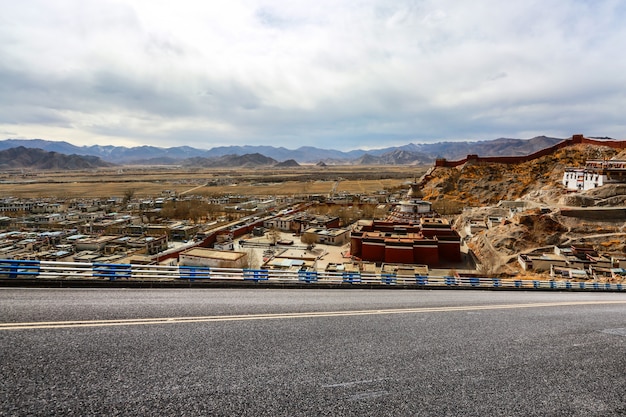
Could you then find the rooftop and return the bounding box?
[181,248,246,261]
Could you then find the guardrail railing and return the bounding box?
[0,259,623,291]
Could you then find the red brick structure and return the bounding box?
[350,219,461,267]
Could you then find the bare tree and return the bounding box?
[122,188,135,206]
[266,227,281,245]
[301,233,319,250]
[242,249,259,269]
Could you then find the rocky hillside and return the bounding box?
[423,144,618,206]
[429,144,626,276]
[461,206,626,276]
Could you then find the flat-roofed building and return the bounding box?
[465,219,488,236]
[518,253,568,272]
[301,227,350,246]
[170,224,199,241]
[179,248,247,269]
[381,263,429,277]
[550,265,589,280]
[74,236,119,252]
[125,235,168,255]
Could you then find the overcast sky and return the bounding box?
[1,0,625,150]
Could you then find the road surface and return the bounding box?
[1,288,625,416]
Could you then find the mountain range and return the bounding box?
[0,136,579,167]
[0,146,113,170]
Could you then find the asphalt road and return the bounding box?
[1,288,625,416]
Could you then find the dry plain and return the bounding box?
[0,166,427,199]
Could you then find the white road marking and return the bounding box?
[1,300,625,330]
[601,328,626,337]
[322,378,387,388]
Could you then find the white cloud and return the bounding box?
[0,0,625,150]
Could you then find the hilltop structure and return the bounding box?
[563,160,626,191]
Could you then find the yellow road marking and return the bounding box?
[1,301,625,330]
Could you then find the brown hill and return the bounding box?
[423,144,619,205]
[433,143,626,276]
[274,159,301,168]
[0,147,113,170]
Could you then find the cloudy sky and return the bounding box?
[1,0,625,150]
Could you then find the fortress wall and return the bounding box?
[435,135,626,168]
[559,207,626,220]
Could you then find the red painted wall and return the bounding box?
[350,236,362,257]
[438,241,462,262]
[385,245,414,264]
[362,242,385,263]
[413,245,439,266]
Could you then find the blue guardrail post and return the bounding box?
[0,259,40,278]
[381,273,396,285]
[243,269,269,282]
[342,271,361,283]
[178,265,211,281]
[93,263,131,281]
[298,270,318,283]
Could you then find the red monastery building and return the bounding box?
[350,181,461,267]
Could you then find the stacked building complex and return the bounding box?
[350,181,461,267]
[563,160,626,191]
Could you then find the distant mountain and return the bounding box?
[355,154,381,165]
[0,147,113,170]
[0,136,575,165]
[412,136,564,160]
[0,140,209,164]
[274,159,301,168]
[182,153,277,168]
[354,149,434,165]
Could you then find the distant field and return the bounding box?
[0,166,427,198]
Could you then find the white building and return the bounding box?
[563,160,626,191]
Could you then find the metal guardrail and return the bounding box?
[0,259,624,291]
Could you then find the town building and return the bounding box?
[300,227,350,246]
[519,245,619,278]
[179,248,248,269]
[264,213,340,234]
[262,249,317,271]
